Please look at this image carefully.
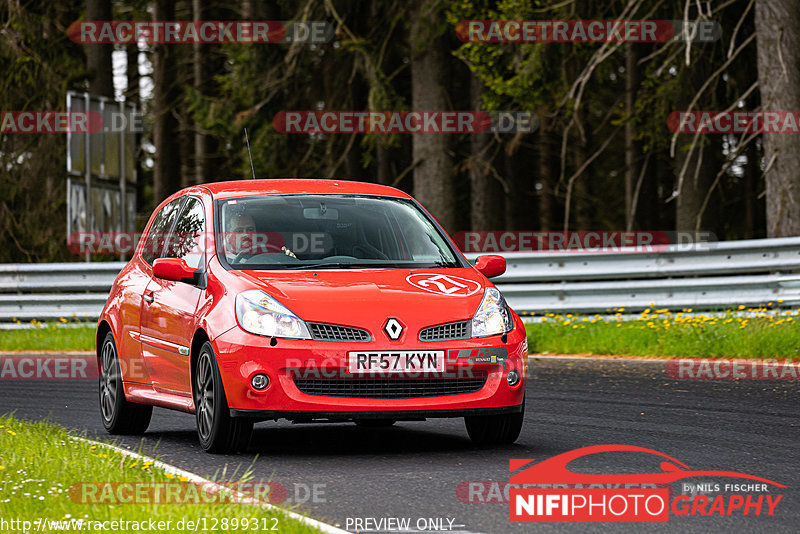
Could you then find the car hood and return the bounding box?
[234,268,490,337]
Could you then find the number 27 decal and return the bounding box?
[406,273,482,296]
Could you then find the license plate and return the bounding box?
[347,351,445,374]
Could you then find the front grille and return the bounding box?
[419,320,470,341]
[293,373,487,399]
[308,322,371,342]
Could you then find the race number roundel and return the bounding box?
[406,273,483,297]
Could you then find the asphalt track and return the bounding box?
[1,355,798,533]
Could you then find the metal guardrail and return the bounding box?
[467,237,800,314]
[0,262,125,323]
[466,237,800,282]
[2,237,800,324]
[496,274,800,315]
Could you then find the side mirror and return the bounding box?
[474,255,506,278]
[153,257,199,284]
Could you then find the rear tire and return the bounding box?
[194,341,253,453]
[465,398,525,445]
[99,331,152,434]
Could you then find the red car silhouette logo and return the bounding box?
[510,444,785,487]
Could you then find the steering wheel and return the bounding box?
[234,247,297,265]
[233,251,253,264]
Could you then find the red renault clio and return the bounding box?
[97,179,527,453]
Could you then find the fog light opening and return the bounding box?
[251,373,270,390]
[506,369,520,387]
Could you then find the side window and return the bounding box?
[163,197,206,271]
[142,198,184,265]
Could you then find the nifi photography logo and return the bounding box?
[508,445,785,522]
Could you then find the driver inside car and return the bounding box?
[225,212,296,264]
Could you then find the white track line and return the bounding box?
[76,436,349,534]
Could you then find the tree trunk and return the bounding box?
[344,71,369,181]
[624,43,642,230]
[537,114,557,231]
[743,138,760,238]
[343,2,371,182]
[410,0,454,231]
[636,150,661,230]
[502,145,532,230]
[85,0,113,98]
[152,0,182,203]
[755,0,800,237]
[572,162,592,230]
[570,112,593,230]
[673,52,721,235]
[124,46,139,106]
[376,145,390,185]
[125,44,144,224]
[469,76,501,230]
[192,0,207,185]
[674,137,718,232]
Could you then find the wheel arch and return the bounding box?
[189,328,211,407]
[96,320,112,361]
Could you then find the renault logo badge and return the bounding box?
[384,318,403,340]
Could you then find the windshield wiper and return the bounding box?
[285,262,356,270]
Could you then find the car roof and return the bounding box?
[198,179,411,200]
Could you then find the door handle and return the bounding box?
[143,294,154,304]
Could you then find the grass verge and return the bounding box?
[0,324,95,352]
[0,414,321,533]
[2,309,799,360]
[526,309,800,360]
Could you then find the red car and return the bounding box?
[97,179,527,453]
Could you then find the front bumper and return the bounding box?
[213,319,528,417]
[230,404,523,421]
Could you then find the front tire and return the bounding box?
[465,398,525,445]
[194,341,253,453]
[99,331,152,434]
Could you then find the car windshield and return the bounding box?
[216,194,462,270]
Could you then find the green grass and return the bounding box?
[0,324,95,352]
[3,310,800,360]
[526,309,800,360]
[0,414,321,533]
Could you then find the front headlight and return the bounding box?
[471,288,513,337]
[235,290,311,339]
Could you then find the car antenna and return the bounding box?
[244,128,256,180]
